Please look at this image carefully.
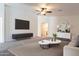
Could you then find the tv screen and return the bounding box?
[15,19,29,29]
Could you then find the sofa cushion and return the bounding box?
[68,35,79,47]
[75,35,79,47]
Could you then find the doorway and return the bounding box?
[41,22,48,37]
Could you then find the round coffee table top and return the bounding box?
[38,40,50,45]
[38,39,61,45]
[49,40,61,44]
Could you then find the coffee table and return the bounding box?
[38,39,61,48]
[38,40,50,49]
[49,40,61,44]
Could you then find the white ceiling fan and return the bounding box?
[35,4,52,15]
[35,7,52,15]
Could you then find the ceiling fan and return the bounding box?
[35,8,52,15]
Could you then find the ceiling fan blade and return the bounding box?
[36,12,46,15]
[47,11,52,13]
[35,10,40,12]
[36,13,40,15]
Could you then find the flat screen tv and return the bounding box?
[15,19,30,29]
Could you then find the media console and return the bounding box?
[12,33,33,40]
[56,32,71,40]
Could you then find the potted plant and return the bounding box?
[53,33,57,41]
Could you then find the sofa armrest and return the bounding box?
[63,45,79,56]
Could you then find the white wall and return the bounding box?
[4,3,79,42]
[5,4,38,42]
[38,16,57,37]
[53,15,79,39]
[38,16,46,36]
[38,15,79,39]
[0,3,5,43]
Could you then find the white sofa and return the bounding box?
[63,45,79,56]
[63,36,79,56]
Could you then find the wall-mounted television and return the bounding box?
[15,19,30,29]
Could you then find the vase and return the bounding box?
[53,37,56,41]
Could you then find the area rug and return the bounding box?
[8,39,69,56]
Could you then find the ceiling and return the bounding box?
[26,3,79,16]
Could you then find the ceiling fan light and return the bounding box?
[35,7,52,15]
[41,11,46,15]
[41,11,45,14]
